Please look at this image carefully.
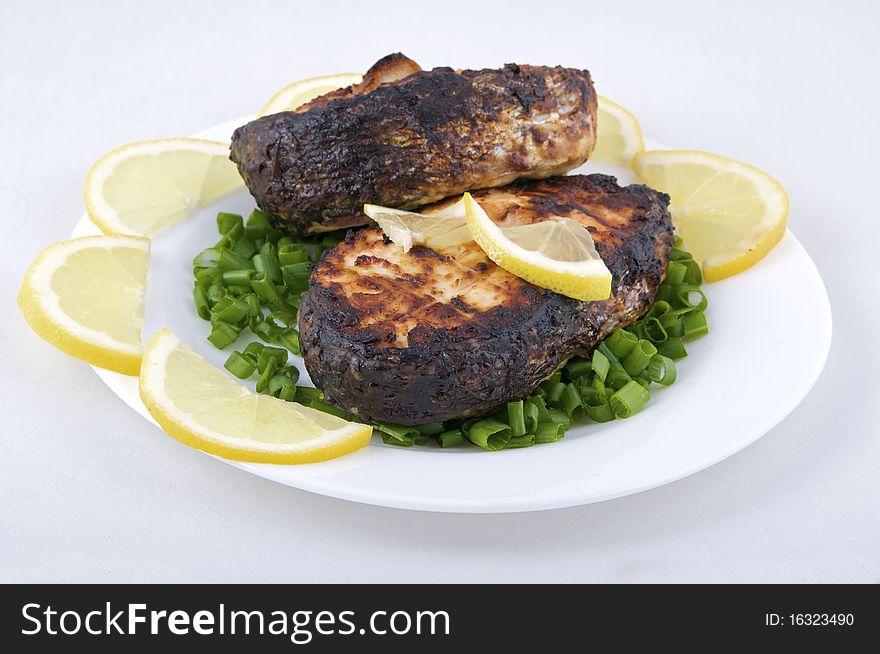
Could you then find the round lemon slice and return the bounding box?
[17,235,150,375]
[84,138,243,237]
[258,72,363,117]
[632,150,789,281]
[139,329,372,463]
[364,199,471,253]
[463,193,612,301]
[592,96,645,165]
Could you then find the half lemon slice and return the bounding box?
[463,193,612,301]
[139,329,372,463]
[17,235,150,375]
[364,199,472,253]
[633,149,789,281]
[592,96,645,165]
[84,138,243,237]
[258,73,363,117]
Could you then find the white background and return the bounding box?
[1,0,878,582]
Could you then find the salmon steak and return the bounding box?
[230,53,597,234]
[297,174,673,425]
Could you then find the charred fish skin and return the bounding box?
[298,175,673,425]
[230,57,597,234]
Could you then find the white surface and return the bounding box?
[73,121,831,512]
[1,0,877,578]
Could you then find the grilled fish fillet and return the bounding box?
[298,174,673,425]
[230,54,597,234]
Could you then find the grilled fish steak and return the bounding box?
[230,54,597,234]
[298,174,673,425]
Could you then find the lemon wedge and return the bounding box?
[139,329,372,463]
[258,73,363,117]
[463,193,612,301]
[592,96,645,165]
[364,199,472,253]
[84,138,242,237]
[17,235,150,375]
[633,150,789,281]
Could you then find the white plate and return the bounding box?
[73,118,832,513]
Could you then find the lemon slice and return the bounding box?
[463,193,612,301]
[84,138,243,237]
[139,329,372,463]
[633,150,789,281]
[364,199,471,252]
[17,235,149,375]
[592,96,645,165]
[258,73,363,117]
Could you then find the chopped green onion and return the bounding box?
[295,387,323,403]
[375,422,420,446]
[266,373,288,396]
[195,266,223,289]
[561,383,586,420]
[255,360,277,393]
[206,284,223,305]
[243,342,265,359]
[193,248,221,270]
[656,336,688,360]
[682,259,702,285]
[506,434,536,449]
[529,395,551,423]
[232,237,257,259]
[438,429,465,448]
[523,400,539,433]
[243,293,261,319]
[647,354,677,386]
[682,311,709,340]
[212,296,250,325]
[278,381,297,402]
[221,269,253,286]
[380,433,416,447]
[223,351,257,379]
[586,401,615,422]
[279,243,309,266]
[623,339,658,376]
[534,422,566,443]
[307,399,352,419]
[544,381,566,406]
[605,329,638,359]
[249,272,280,304]
[217,211,242,233]
[507,400,526,437]
[591,348,610,381]
[655,284,673,303]
[207,322,241,349]
[217,248,254,272]
[465,419,511,451]
[282,262,311,294]
[610,380,650,418]
[564,357,592,380]
[276,365,300,385]
[669,248,692,261]
[664,261,687,287]
[193,286,210,320]
[415,422,445,436]
[642,317,668,344]
[547,408,571,430]
[259,242,283,284]
[675,284,708,312]
[277,329,301,355]
[257,346,288,373]
[646,300,671,319]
